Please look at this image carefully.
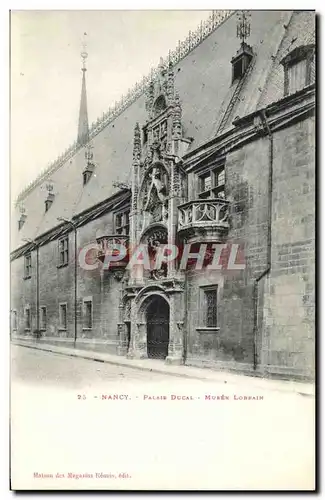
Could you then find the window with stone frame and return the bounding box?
[24,306,31,330]
[18,216,26,230]
[152,119,168,142]
[59,303,67,330]
[203,286,218,328]
[114,210,130,235]
[281,44,315,97]
[40,306,47,330]
[12,310,18,331]
[83,170,92,186]
[58,236,69,266]
[198,163,226,199]
[83,299,93,329]
[24,253,32,279]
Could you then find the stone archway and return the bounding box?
[127,286,184,365]
[131,289,171,360]
[145,296,170,359]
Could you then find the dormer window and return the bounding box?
[281,45,315,96]
[231,42,253,83]
[83,167,94,186]
[83,145,95,185]
[45,183,55,212]
[45,196,54,212]
[18,214,27,231]
[18,205,27,230]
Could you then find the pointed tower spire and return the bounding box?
[77,33,89,146]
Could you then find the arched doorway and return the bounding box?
[146,296,170,359]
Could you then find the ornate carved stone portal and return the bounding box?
[118,58,190,364]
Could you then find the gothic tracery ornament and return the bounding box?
[133,122,141,163]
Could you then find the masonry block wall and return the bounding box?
[77,214,122,354]
[11,210,123,354]
[261,116,315,379]
[11,11,315,379]
[11,256,36,336]
[185,137,270,370]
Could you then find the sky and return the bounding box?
[10,10,211,201]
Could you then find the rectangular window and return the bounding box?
[24,253,32,278]
[200,172,212,193]
[59,303,67,330]
[152,120,167,142]
[217,170,225,187]
[115,210,130,236]
[204,287,218,328]
[12,310,18,331]
[58,236,69,266]
[198,164,225,199]
[40,306,47,330]
[288,59,307,95]
[282,46,315,97]
[83,299,93,329]
[25,307,31,330]
[115,213,122,229]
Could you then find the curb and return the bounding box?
[12,341,212,382]
[12,341,315,397]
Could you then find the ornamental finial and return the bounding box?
[81,32,88,72]
[236,10,251,46]
[133,122,141,163]
[46,181,54,193]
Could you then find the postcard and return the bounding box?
[10,9,315,491]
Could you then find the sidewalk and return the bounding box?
[12,339,315,397]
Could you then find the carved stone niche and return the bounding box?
[139,163,169,226]
[123,300,131,322]
[140,225,168,280]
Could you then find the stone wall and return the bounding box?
[184,115,315,380]
[185,136,270,372]
[11,210,123,354]
[261,116,315,379]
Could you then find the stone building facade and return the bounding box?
[11,10,315,380]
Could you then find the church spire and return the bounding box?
[77,34,89,146]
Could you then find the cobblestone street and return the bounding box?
[11,345,315,490]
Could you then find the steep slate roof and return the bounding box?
[12,10,315,251]
[257,10,315,109]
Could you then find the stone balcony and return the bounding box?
[177,199,230,244]
[96,235,129,274]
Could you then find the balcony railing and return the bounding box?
[178,199,230,236]
[96,234,129,267]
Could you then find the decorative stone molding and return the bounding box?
[178,199,230,244]
[133,122,141,164]
[96,235,129,271]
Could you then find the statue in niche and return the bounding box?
[144,146,153,170]
[145,229,168,280]
[142,165,169,223]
